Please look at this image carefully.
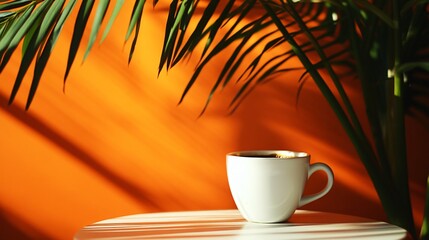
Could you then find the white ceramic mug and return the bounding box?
[227,150,334,223]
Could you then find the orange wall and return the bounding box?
[0,2,428,240]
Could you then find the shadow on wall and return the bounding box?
[0,208,52,240]
[0,93,161,210]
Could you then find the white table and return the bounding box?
[74,209,409,239]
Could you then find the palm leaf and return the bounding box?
[0,3,35,71]
[100,0,124,43]
[158,0,180,71]
[83,0,110,61]
[9,0,65,105]
[178,9,271,106]
[0,0,33,11]
[125,0,145,63]
[198,0,235,61]
[26,0,78,109]
[200,21,274,115]
[173,0,257,67]
[64,0,95,81]
[165,0,227,71]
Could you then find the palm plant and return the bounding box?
[1,0,428,238]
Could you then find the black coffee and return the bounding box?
[240,153,291,158]
[230,151,307,158]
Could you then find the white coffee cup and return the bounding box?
[227,150,334,223]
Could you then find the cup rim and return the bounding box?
[227,150,309,159]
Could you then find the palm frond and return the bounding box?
[10,0,64,104]
[27,0,77,109]
[0,0,163,106]
[0,1,37,71]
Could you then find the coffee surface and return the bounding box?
[240,153,292,158]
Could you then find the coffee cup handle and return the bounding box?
[298,163,334,207]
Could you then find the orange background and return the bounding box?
[1,2,428,240]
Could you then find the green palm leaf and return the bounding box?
[83,0,110,61]
[0,0,33,11]
[125,0,145,63]
[0,2,35,71]
[100,0,124,43]
[9,0,64,104]
[26,0,77,109]
[64,0,94,81]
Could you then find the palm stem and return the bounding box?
[387,0,416,236]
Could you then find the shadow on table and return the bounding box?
[75,210,409,240]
